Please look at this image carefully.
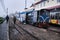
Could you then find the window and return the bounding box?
[40,1,46,7]
[43,1,45,6]
[40,3,42,7]
[56,13,60,19]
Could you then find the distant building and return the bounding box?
[32,0,60,10]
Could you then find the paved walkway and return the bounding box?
[0,21,9,40]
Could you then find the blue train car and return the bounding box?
[25,9,37,25]
[20,9,50,28]
[36,9,50,28]
[19,9,37,24]
[19,12,26,23]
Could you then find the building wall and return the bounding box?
[34,0,41,3]
[34,0,60,10]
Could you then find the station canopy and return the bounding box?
[26,9,35,13]
[20,9,35,14]
[46,5,60,10]
[20,12,26,14]
[39,5,60,12]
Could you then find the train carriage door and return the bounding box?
[56,8,60,24]
[32,11,37,23]
[55,12,60,24]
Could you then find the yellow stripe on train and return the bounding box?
[50,19,58,24]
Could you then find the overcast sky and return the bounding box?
[0,0,34,17]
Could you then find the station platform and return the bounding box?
[0,21,9,40]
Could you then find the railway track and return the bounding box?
[48,25,60,33]
[9,22,40,40]
[9,18,60,40]
[10,17,60,33]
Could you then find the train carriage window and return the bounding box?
[28,13,31,16]
[50,12,56,19]
[56,13,60,19]
[50,12,60,19]
[58,13,60,19]
[50,8,60,19]
[50,15,55,19]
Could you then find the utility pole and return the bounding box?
[25,0,27,9]
[6,8,8,15]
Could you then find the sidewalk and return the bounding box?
[0,21,9,40]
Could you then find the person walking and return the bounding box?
[13,16,16,24]
[6,15,9,23]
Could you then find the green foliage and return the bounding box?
[0,17,5,24]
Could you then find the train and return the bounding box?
[50,8,60,26]
[19,9,50,28]
[19,7,60,28]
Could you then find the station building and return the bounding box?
[33,0,60,10]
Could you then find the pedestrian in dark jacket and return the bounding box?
[13,16,16,24]
[6,15,9,23]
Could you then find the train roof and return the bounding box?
[20,12,26,14]
[20,9,35,14]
